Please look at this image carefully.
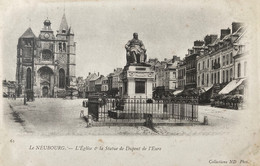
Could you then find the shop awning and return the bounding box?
[200,86,213,93]
[218,78,246,95]
[173,90,183,95]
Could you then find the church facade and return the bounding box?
[16,14,76,97]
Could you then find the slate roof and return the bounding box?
[20,27,36,38]
[59,13,69,32]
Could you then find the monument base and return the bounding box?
[120,63,155,99]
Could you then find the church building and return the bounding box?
[16,14,76,97]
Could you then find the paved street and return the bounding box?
[2,98,245,136]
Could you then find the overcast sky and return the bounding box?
[0,0,251,81]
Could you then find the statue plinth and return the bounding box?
[121,63,154,99]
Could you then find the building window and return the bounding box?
[230,53,233,63]
[226,55,229,65]
[59,68,65,88]
[238,63,241,78]
[198,63,200,70]
[198,76,200,86]
[203,61,205,69]
[202,73,204,85]
[212,60,214,69]
[26,68,32,90]
[207,59,209,68]
[173,72,176,78]
[223,70,225,83]
[230,68,233,80]
[223,56,225,66]
[135,81,145,93]
[218,72,220,84]
[206,74,209,86]
[214,73,216,84]
[211,73,213,84]
[226,70,229,82]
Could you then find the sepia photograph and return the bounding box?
[0,0,259,165]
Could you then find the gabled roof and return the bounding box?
[90,74,99,81]
[20,27,36,38]
[59,13,69,32]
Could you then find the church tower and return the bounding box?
[16,13,76,98]
[67,26,76,87]
[16,27,37,97]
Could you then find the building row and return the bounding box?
[176,22,248,102]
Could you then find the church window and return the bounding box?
[26,68,32,90]
[59,69,65,88]
[59,43,62,51]
[63,43,66,52]
[42,49,52,61]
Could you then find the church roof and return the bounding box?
[20,27,36,38]
[59,13,69,32]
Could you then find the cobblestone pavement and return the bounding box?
[2,98,245,136]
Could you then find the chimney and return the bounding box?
[194,40,204,46]
[204,34,218,46]
[232,22,244,34]
[220,28,231,40]
[89,72,91,75]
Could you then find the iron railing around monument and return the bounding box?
[85,96,199,122]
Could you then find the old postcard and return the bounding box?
[0,0,259,165]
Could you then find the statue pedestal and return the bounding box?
[120,63,154,99]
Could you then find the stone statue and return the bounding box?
[125,33,147,64]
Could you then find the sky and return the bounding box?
[0,0,251,81]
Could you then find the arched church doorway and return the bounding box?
[38,66,54,97]
[42,86,49,97]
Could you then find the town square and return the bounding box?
[2,7,248,135]
[1,1,259,166]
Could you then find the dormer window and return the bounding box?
[62,29,66,33]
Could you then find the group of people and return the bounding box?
[8,93,16,100]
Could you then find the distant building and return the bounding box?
[2,80,16,97]
[95,75,104,93]
[84,73,98,97]
[107,68,122,97]
[101,76,108,93]
[164,56,180,92]
[76,77,84,98]
[177,59,186,90]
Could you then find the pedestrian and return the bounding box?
[80,110,84,118]
[87,115,93,127]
